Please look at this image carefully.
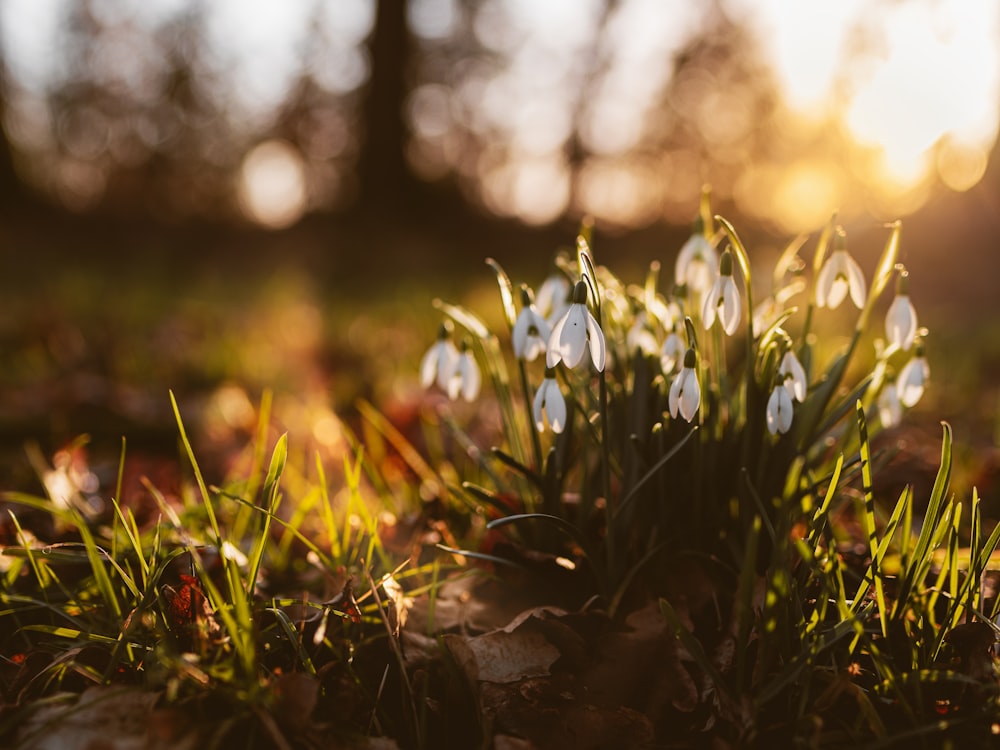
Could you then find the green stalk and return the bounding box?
[518,359,544,494]
[599,367,614,583]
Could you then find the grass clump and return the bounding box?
[419,193,1000,745]
[0,389,453,749]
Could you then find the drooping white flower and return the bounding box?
[674,218,718,294]
[766,384,794,435]
[878,382,902,428]
[660,331,684,374]
[446,340,481,402]
[533,370,566,433]
[752,279,806,337]
[702,250,741,335]
[626,310,659,356]
[897,346,929,408]
[512,288,551,362]
[535,274,570,320]
[546,281,606,371]
[816,230,866,309]
[420,324,459,391]
[779,350,808,402]
[668,348,701,422]
[885,272,918,352]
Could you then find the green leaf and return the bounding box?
[857,221,901,332]
[486,258,518,329]
[262,433,288,507]
[433,299,491,340]
[660,597,733,704]
[856,403,887,637]
[895,423,952,611]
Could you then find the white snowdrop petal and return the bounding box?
[846,255,867,309]
[885,296,918,351]
[532,384,547,431]
[827,277,849,309]
[460,355,481,401]
[780,351,808,402]
[680,371,701,422]
[559,306,589,368]
[419,346,438,388]
[546,310,570,368]
[585,310,607,371]
[721,278,741,335]
[511,310,531,358]
[668,372,682,418]
[897,357,928,408]
[879,384,902,428]
[547,387,567,433]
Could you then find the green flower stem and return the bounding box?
[518,359,544,508]
[599,345,615,587]
[712,321,727,439]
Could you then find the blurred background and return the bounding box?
[1,0,999,495]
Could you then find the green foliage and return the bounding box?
[423,205,1000,743]
[0,392,444,748]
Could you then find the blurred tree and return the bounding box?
[0,0,996,242]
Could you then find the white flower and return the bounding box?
[512,291,551,362]
[885,292,918,352]
[546,281,606,371]
[660,331,684,374]
[446,341,481,402]
[668,349,700,422]
[779,350,808,402]
[627,310,659,356]
[878,382,902,428]
[752,279,806,337]
[535,274,570,320]
[816,232,866,309]
[897,348,929,408]
[420,326,459,391]
[702,250,741,335]
[675,224,718,294]
[533,371,566,433]
[766,384,794,435]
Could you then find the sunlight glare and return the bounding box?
[731,0,1000,211]
[845,2,1000,185]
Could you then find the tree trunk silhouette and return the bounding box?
[355,0,414,219]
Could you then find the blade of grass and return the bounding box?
[246,433,287,598]
[857,404,888,637]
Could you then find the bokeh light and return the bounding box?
[238,140,307,229]
[0,0,998,231]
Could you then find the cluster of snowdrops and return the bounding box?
[419,215,929,440]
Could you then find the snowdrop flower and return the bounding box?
[533,369,566,433]
[702,250,741,335]
[766,384,794,435]
[668,348,700,422]
[660,330,684,374]
[816,229,866,309]
[626,310,659,356]
[674,217,718,294]
[779,350,807,402]
[878,382,902,428]
[446,339,481,402]
[420,324,459,391]
[897,344,929,408]
[536,274,570,322]
[752,279,806,337]
[885,271,918,352]
[547,281,606,371]
[512,287,551,362]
